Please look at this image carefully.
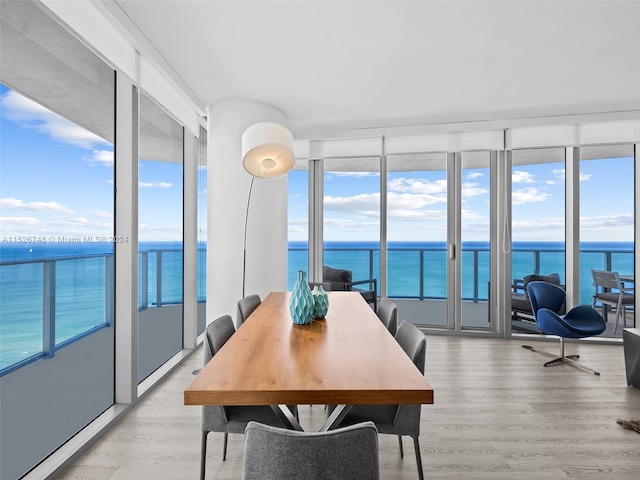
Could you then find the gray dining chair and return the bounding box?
[326,320,426,480]
[236,294,261,330]
[242,421,380,480]
[376,298,398,336]
[200,314,296,480]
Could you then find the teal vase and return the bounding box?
[312,285,329,319]
[289,271,313,325]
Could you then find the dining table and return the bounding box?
[184,291,434,432]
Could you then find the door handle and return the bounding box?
[448,243,455,260]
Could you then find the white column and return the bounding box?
[114,72,138,404]
[183,130,197,347]
[565,146,580,309]
[207,100,290,323]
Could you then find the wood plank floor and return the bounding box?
[59,335,640,479]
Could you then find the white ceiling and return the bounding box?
[110,0,640,134]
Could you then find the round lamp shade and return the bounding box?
[241,122,295,179]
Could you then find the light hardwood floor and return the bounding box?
[59,335,640,479]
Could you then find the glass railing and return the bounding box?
[2,243,630,373]
[0,253,114,375]
[288,243,634,306]
[0,246,207,375]
[138,248,183,309]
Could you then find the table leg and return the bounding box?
[319,404,353,432]
[271,405,304,431]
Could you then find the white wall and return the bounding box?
[207,100,290,323]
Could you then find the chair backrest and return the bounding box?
[394,320,426,375]
[526,281,566,318]
[591,269,622,292]
[236,294,261,330]
[323,265,353,291]
[309,281,332,291]
[205,314,235,364]
[523,272,562,295]
[242,421,380,480]
[377,298,398,336]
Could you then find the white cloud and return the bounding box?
[139,180,173,188]
[461,182,488,198]
[512,187,550,206]
[0,216,41,226]
[0,197,73,213]
[512,171,535,184]
[288,218,308,226]
[92,210,113,218]
[466,172,484,180]
[1,90,108,149]
[87,149,114,166]
[580,213,634,229]
[512,218,566,239]
[389,177,447,195]
[546,169,590,185]
[461,207,485,221]
[324,193,380,218]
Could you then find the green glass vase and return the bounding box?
[312,284,329,318]
[289,271,313,325]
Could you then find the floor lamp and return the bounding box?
[241,121,295,298]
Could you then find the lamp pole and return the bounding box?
[242,176,255,298]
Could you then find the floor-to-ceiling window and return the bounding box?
[288,163,310,289]
[197,125,207,334]
[460,151,492,329]
[0,1,115,478]
[323,157,381,302]
[137,93,184,382]
[510,147,566,333]
[579,144,635,337]
[386,153,448,326]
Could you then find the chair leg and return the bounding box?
[222,432,228,461]
[413,436,424,480]
[200,431,208,480]
[524,339,599,375]
[398,435,404,458]
[613,302,622,334]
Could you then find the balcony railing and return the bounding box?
[288,244,634,305]
[0,253,114,375]
[0,247,206,375]
[1,244,630,374]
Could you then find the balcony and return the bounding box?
[288,242,634,337]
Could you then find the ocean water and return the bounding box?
[0,241,191,371]
[0,240,634,371]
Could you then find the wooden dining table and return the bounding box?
[184,291,434,431]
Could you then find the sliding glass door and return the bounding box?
[137,93,184,383]
[579,144,635,337]
[322,157,381,305]
[386,153,448,326]
[460,151,492,329]
[510,148,566,334]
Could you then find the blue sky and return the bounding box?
[0,84,634,245]
[0,85,184,242]
[288,153,635,243]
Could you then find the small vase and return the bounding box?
[312,285,329,319]
[289,271,313,325]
